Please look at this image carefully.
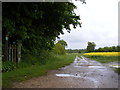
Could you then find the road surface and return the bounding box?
[13,56,119,88]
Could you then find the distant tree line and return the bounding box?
[95,46,120,52]
[66,49,86,53]
[66,45,120,53]
[86,42,120,52]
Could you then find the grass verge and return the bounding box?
[2,54,77,88]
[83,55,119,63]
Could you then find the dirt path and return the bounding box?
[13,56,119,88]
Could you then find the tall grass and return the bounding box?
[2,53,77,88]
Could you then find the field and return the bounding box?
[83,52,120,63]
[83,52,120,56]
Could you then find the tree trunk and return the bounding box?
[17,41,22,63]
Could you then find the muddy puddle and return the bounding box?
[13,56,119,88]
[55,56,118,88]
[55,74,81,78]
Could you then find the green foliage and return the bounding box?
[3,2,81,54]
[95,46,120,52]
[2,54,77,88]
[21,52,48,65]
[2,61,16,72]
[57,40,68,49]
[66,49,86,53]
[87,42,96,52]
[52,43,66,55]
[2,51,51,73]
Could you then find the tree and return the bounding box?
[52,40,68,55]
[2,2,81,60]
[57,40,67,49]
[52,43,65,55]
[87,42,96,52]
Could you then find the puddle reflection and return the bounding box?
[55,74,81,78]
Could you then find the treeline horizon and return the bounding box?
[66,45,120,53]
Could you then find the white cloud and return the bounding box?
[59,0,118,49]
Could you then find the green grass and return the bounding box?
[83,55,120,74]
[2,54,78,88]
[83,55,120,63]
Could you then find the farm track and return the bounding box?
[13,56,119,88]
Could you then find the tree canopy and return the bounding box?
[2,2,81,54]
[87,42,96,52]
[57,40,68,49]
[52,43,66,55]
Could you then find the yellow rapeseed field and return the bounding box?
[83,52,120,56]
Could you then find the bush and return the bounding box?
[2,49,68,73]
[18,54,47,68]
[52,43,65,55]
[2,51,52,72]
[2,61,16,72]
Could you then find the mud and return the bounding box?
[104,62,120,68]
[13,56,119,88]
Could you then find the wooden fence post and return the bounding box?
[6,42,21,63]
[17,41,22,63]
[8,44,11,61]
[13,45,16,63]
[11,45,14,62]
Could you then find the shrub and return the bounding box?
[52,43,65,55]
[2,61,16,72]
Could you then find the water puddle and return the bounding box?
[88,66,105,69]
[74,66,88,68]
[55,74,81,78]
[74,64,104,69]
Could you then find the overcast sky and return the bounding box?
[59,0,119,49]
